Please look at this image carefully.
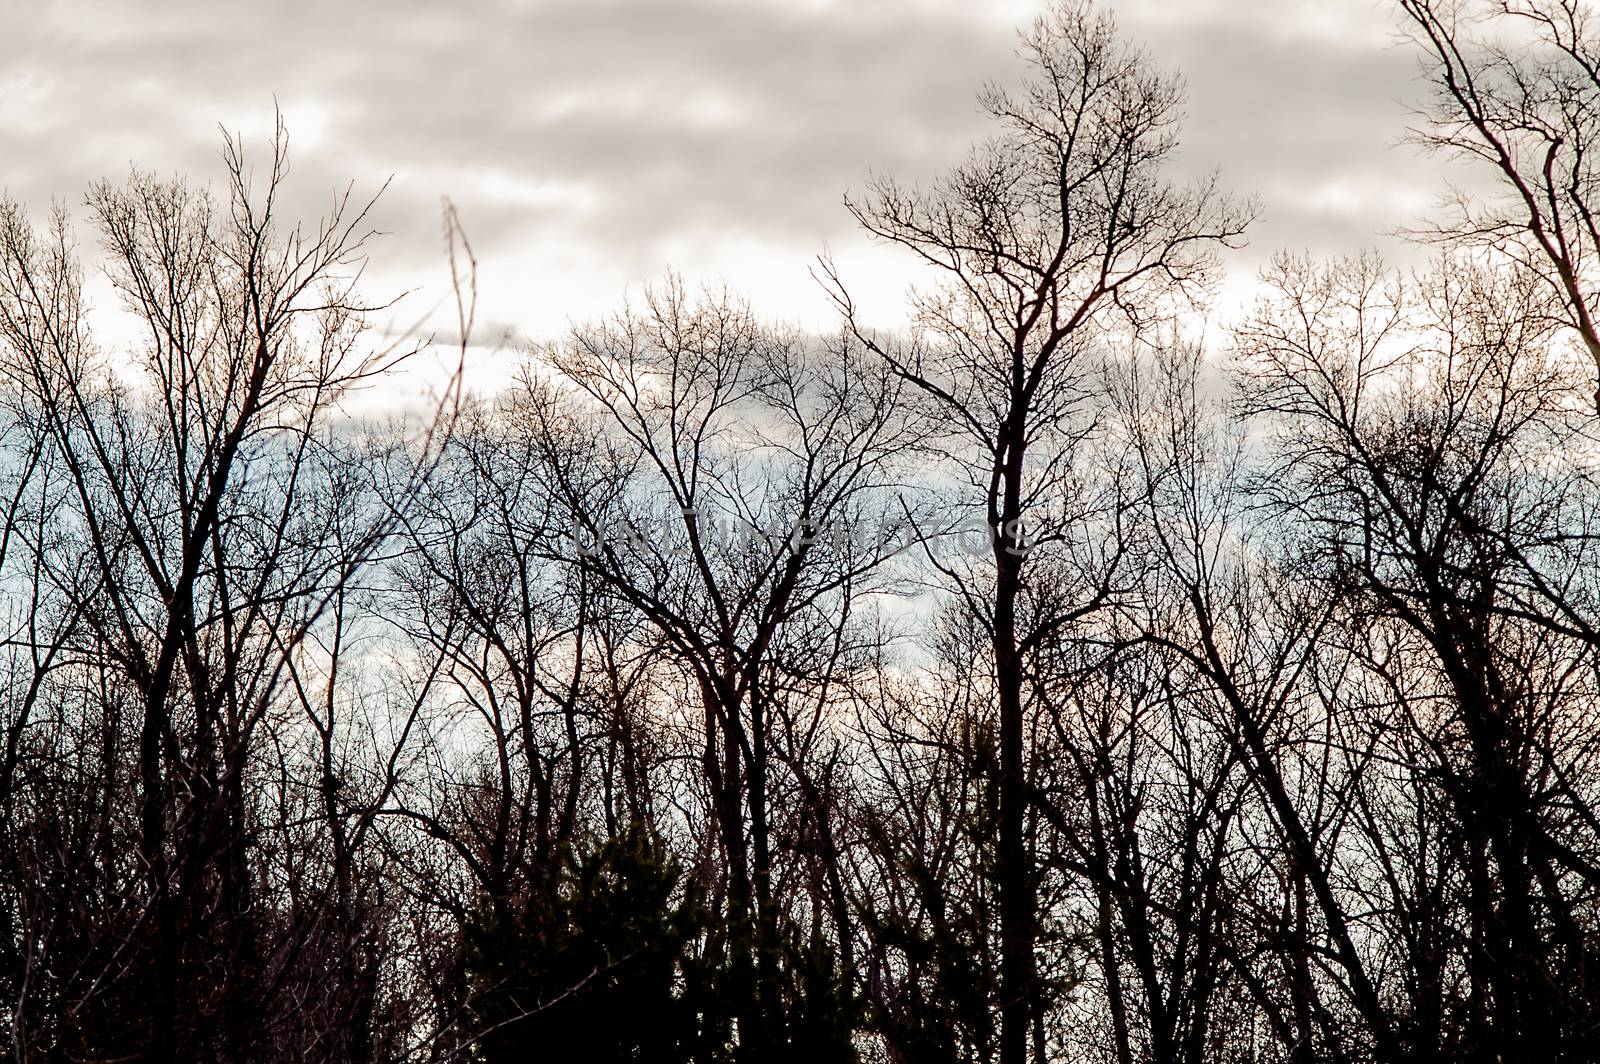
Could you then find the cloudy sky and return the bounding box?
[2,0,1457,372]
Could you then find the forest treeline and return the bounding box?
[4,1,1600,1061]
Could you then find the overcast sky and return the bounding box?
[2,0,1457,368]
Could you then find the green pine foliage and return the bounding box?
[461,826,862,1062]
[462,827,710,1062]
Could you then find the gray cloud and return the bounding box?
[1,0,1462,341]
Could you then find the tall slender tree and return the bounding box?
[827,4,1252,1059]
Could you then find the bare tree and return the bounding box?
[1232,250,1600,1060]
[0,119,454,1059]
[520,277,920,1057]
[1401,0,1600,407]
[825,4,1252,1060]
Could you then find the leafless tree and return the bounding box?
[0,118,459,1060]
[824,4,1253,1060]
[519,277,921,1055]
[1401,0,1600,407]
